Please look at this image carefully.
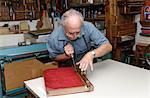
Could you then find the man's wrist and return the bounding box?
[64,52,70,57]
[91,50,96,58]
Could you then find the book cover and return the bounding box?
[43,67,93,96]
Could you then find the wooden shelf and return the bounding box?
[0,0,40,21]
[140,21,150,27]
[140,33,150,37]
[85,15,105,21]
[29,29,53,38]
[68,2,105,30]
[69,3,104,17]
[70,3,104,8]
[15,10,34,13]
[117,1,144,15]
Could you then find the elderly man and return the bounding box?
[47,9,112,71]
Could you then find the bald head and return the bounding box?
[61,9,84,27]
[61,9,84,40]
[65,15,82,32]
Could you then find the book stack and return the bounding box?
[140,21,150,37]
[141,27,150,36]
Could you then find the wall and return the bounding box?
[0,20,38,31]
[0,15,150,48]
[0,20,38,47]
[0,17,57,47]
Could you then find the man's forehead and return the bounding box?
[65,24,81,32]
[66,15,81,24]
[65,18,81,29]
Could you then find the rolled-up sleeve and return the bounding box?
[46,38,58,58]
[86,22,109,47]
[46,26,67,58]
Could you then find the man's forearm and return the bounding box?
[94,42,112,58]
[54,53,71,61]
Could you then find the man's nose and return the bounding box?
[73,33,78,38]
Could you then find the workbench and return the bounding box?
[0,43,48,97]
[24,59,150,98]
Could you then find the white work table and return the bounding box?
[24,59,150,98]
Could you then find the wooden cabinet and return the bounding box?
[141,0,150,21]
[105,0,144,61]
[140,1,150,36]
[136,43,150,69]
[117,1,144,15]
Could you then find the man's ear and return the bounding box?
[65,32,69,37]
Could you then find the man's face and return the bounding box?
[64,16,82,41]
[65,27,81,41]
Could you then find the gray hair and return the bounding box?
[61,9,84,26]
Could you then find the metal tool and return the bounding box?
[71,55,93,90]
[71,55,77,69]
[69,41,93,90]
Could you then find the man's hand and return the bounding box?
[76,52,94,71]
[64,43,74,57]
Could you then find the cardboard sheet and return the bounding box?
[4,59,58,91]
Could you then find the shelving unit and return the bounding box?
[117,1,144,15]
[140,21,150,37]
[140,4,150,37]
[144,6,150,21]
[105,0,143,61]
[136,43,150,69]
[0,0,40,21]
[70,3,104,19]
[69,3,105,30]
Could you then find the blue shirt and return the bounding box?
[46,21,109,59]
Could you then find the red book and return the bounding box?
[142,29,150,34]
[43,67,93,96]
